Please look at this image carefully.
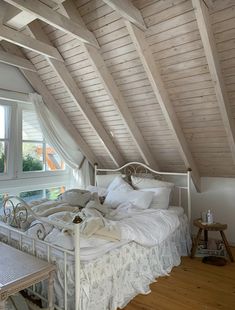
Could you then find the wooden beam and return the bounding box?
[63,0,158,169]
[3,4,37,29]
[0,1,8,23]
[192,0,235,165]
[3,1,64,30]
[0,49,36,71]
[1,41,100,167]
[0,24,63,61]
[102,0,146,31]
[125,21,201,191]
[3,0,99,48]
[27,20,124,167]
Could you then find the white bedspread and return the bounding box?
[25,200,180,260]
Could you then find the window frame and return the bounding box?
[17,103,68,179]
[0,102,15,180]
[0,101,70,183]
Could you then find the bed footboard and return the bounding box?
[0,195,82,310]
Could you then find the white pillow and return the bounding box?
[86,185,107,197]
[107,175,132,192]
[104,189,154,210]
[131,175,174,189]
[141,187,171,209]
[61,189,91,207]
[96,173,122,188]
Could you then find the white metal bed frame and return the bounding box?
[0,162,192,310]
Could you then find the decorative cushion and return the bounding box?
[104,189,154,210]
[107,175,133,192]
[96,173,122,188]
[131,175,174,190]
[141,187,172,209]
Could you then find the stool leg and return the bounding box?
[220,230,234,262]
[204,230,208,248]
[191,228,202,258]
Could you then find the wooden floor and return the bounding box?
[123,248,235,310]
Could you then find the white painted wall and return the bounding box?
[0,62,33,93]
[192,177,235,245]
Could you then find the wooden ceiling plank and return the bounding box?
[125,22,201,191]
[102,0,146,31]
[27,20,124,167]
[0,24,63,61]
[192,0,235,165]
[63,0,159,169]
[102,0,200,189]
[3,0,99,48]
[0,49,36,71]
[1,41,101,167]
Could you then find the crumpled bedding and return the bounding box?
[25,198,180,255]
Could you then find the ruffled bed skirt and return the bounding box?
[54,214,191,310]
[2,215,191,310]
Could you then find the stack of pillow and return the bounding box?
[86,173,174,211]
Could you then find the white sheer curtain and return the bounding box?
[30,93,93,188]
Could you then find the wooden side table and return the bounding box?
[0,242,56,310]
[191,219,234,262]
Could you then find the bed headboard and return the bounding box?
[94,162,192,222]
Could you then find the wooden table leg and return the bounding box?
[191,228,202,258]
[48,271,55,310]
[220,230,234,262]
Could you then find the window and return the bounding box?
[0,101,70,206]
[19,186,65,203]
[0,105,9,175]
[22,109,65,173]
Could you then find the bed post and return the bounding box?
[187,168,192,225]
[73,215,83,310]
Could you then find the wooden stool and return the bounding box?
[191,218,234,262]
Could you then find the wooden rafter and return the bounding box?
[27,20,124,168]
[2,1,63,30]
[103,0,200,190]
[62,0,159,170]
[0,1,8,23]
[3,0,99,48]
[1,41,100,167]
[125,21,201,191]
[0,24,63,61]
[0,48,36,71]
[102,0,146,31]
[192,0,235,164]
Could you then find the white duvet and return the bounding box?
[26,199,180,259]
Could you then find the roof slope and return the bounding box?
[0,0,235,184]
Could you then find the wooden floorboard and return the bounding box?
[123,248,235,310]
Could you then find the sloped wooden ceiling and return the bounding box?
[0,0,235,190]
